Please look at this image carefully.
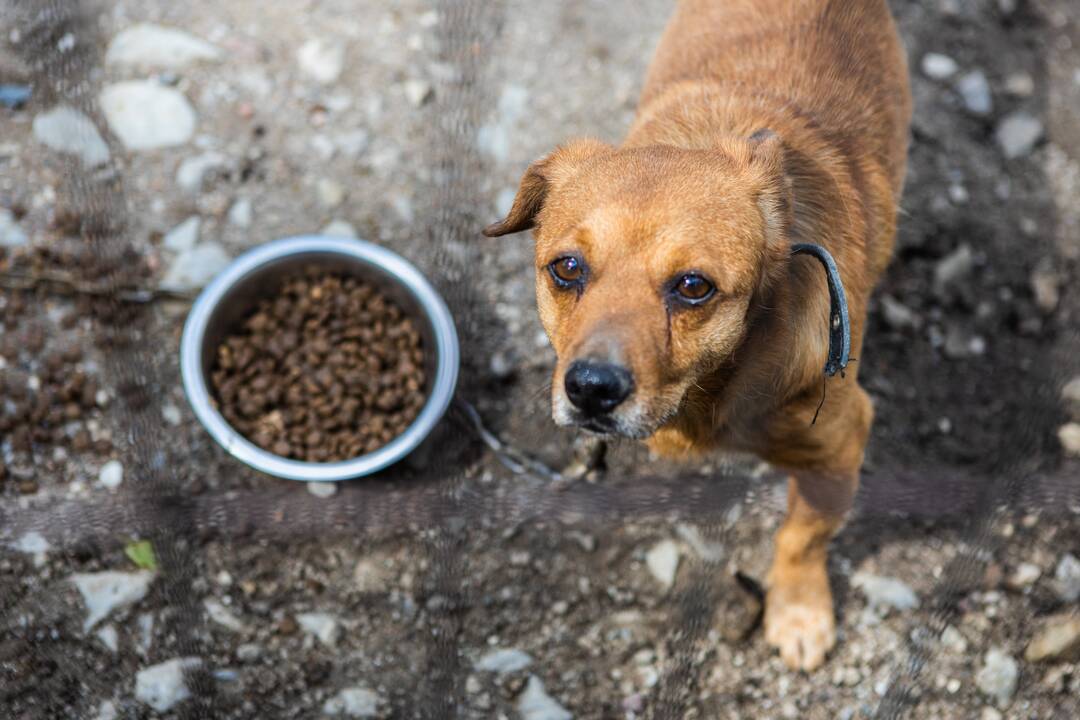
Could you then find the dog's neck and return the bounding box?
[632,82,863,454]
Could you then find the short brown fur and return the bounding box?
[487,0,911,671]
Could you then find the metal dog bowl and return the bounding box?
[180,235,459,482]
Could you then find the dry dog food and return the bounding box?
[211,269,427,462]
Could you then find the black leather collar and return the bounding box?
[791,243,851,378]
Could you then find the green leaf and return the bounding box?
[125,540,158,571]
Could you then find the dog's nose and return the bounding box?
[564,360,634,416]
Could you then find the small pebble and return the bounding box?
[1058,423,1080,458]
[956,70,992,115]
[975,648,1018,706]
[100,81,197,151]
[996,112,1044,159]
[921,53,959,80]
[298,39,346,85]
[307,482,339,498]
[645,539,680,590]
[322,686,379,717]
[1055,553,1080,602]
[135,657,201,712]
[1025,614,1080,663]
[99,460,123,489]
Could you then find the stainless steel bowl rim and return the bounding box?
[180,235,459,482]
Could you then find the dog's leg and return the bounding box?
[763,470,856,671]
[761,386,871,671]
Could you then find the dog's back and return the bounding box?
[638,0,911,198]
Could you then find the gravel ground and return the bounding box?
[2,0,1080,718]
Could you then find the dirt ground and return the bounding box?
[2,0,1080,718]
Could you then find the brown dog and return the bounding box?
[486,0,911,671]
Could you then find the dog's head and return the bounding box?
[485,132,793,438]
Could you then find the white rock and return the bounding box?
[880,295,922,331]
[162,403,183,426]
[106,24,222,69]
[160,242,231,292]
[317,178,346,209]
[934,244,975,294]
[297,612,341,648]
[236,643,262,663]
[204,598,248,633]
[0,208,29,248]
[99,459,124,489]
[228,198,253,228]
[941,625,968,654]
[518,675,572,720]
[322,220,358,238]
[475,648,533,674]
[1062,376,1080,415]
[135,657,201,712]
[1030,269,1060,313]
[94,700,118,720]
[957,71,992,115]
[645,540,680,590]
[975,648,1018,706]
[96,624,119,653]
[1055,553,1080,602]
[1004,72,1035,97]
[403,79,434,107]
[298,39,346,85]
[32,106,111,166]
[11,531,50,557]
[353,557,393,593]
[100,81,196,151]
[1007,562,1041,589]
[981,709,1003,720]
[323,686,380,717]
[307,482,338,498]
[71,570,156,631]
[852,572,919,612]
[176,152,228,192]
[996,113,1044,159]
[674,524,725,563]
[921,53,959,80]
[1058,423,1080,458]
[164,217,201,252]
[136,612,155,655]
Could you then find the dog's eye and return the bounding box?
[673,274,715,304]
[549,256,585,286]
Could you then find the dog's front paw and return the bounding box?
[764,580,836,671]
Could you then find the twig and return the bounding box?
[0,270,195,304]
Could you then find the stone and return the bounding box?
[228,198,252,228]
[307,482,338,498]
[996,113,1044,159]
[298,39,346,85]
[94,700,118,720]
[176,152,229,192]
[981,709,1003,720]
[1055,553,1080,602]
[317,178,346,209]
[645,539,680,590]
[934,244,975,295]
[204,598,248,633]
[135,657,201,712]
[71,570,156,631]
[1062,377,1080,418]
[163,217,201,253]
[941,625,968,654]
[95,624,119,653]
[100,81,197,151]
[475,648,533,674]
[403,79,434,107]
[1005,72,1035,97]
[297,612,341,648]
[98,460,123,489]
[106,24,222,69]
[353,558,393,594]
[0,208,28,248]
[1025,615,1080,663]
[236,643,262,663]
[1030,269,1060,313]
[956,71,992,115]
[880,295,922,331]
[975,648,1018,706]
[162,403,183,426]
[517,675,573,720]
[322,220,358,238]
[160,242,231,292]
[323,686,380,717]
[1058,423,1080,458]
[852,572,919,612]
[32,106,111,166]
[1006,562,1041,590]
[921,53,959,80]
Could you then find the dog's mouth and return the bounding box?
[579,416,619,435]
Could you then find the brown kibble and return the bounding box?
[209,271,427,462]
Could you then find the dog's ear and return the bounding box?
[483,138,613,237]
[748,129,794,250]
